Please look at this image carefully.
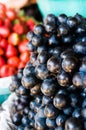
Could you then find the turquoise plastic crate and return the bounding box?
[37,0,86,18]
[0,77,11,104]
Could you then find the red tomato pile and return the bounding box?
[0,3,36,77]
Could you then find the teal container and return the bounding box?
[37,0,86,18]
[0,77,11,104]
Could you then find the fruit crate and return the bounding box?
[0,76,11,104]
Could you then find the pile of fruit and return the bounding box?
[0,3,37,77]
[9,13,86,130]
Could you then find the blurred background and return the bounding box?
[0,0,43,22]
[0,0,43,104]
[0,0,43,78]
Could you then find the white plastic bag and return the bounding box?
[0,93,17,130]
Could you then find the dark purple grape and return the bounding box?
[65,117,83,130]
[47,56,61,74]
[56,114,67,126]
[63,106,73,116]
[76,24,86,34]
[18,125,24,130]
[67,17,78,28]
[58,14,67,24]
[44,14,57,25]
[28,110,35,120]
[21,75,37,89]
[22,116,30,126]
[46,118,56,128]
[57,71,72,87]
[49,34,59,46]
[37,52,49,64]
[34,115,46,130]
[42,96,52,105]
[32,35,42,47]
[35,64,49,80]
[55,126,64,130]
[30,84,41,96]
[72,108,81,118]
[53,93,69,110]
[58,24,69,35]
[27,41,36,52]
[45,23,56,33]
[44,103,58,119]
[12,113,22,126]
[26,31,34,41]
[34,24,45,35]
[73,42,86,55]
[72,72,85,88]
[62,56,77,73]
[41,77,57,96]
[60,49,75,59]
[75,13,84,24]
[79,56,86,73]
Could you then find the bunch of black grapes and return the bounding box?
[9,13,86,130]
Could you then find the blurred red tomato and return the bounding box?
[7,56,20,68]
[18,61,26,69]
[0,56,6,67]
[6,8,16,21]
[8,32,20,46]
[0,65,16,77]
[20,51,30,63]
[18,39,28,53]
[0,26,10,37]
[0,47,4,55]
[13,23,24,35]
[0,39,8,49]
[6,44,18,58]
